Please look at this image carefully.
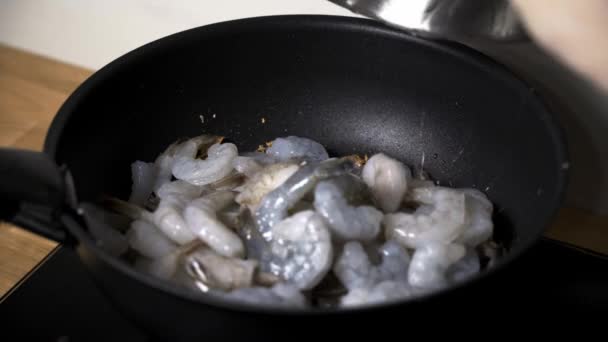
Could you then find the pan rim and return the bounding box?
[45,14,569,315]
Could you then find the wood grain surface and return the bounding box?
[0,44,91,296]
[0,43,607,298]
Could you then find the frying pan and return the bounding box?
[0,15,599,339]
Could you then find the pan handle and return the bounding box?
[0,148,69,242]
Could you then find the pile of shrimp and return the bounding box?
[86,134,500,308]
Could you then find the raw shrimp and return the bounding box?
[217,283,307,307]
[116,133,501,309]
[313,179,382,241]
[334,241,410,291]
[156,180,204,201]
[154,135,222,190]
[408,242,466,290]
[266,136,329,163]
[446,248,481,283]
[233,156,263,178]
[255,158,354,240]
[239,151,278,165]
[384,187,467,249]
[455,189,494,247]
[127,219,177,259]
[340,281,412,307]
[185,247,258,291]
[134,240,202,282]
[235,162,299,212]
[152,194,197,245]
[103,189,239,252]
[184,191,245,258]
[104,193,198,246]
[326,173,373,206]
[267,210,332,290]
[146,181,206,245]
[128,161,157,206]
[362,153,411,212]
[172,142,238,186]
[235,213,273,265]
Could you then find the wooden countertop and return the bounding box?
[0,45,91,296]
[1,44,607,298]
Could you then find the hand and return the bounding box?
[512,0,608,91]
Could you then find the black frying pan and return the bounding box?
[0,15,597,339]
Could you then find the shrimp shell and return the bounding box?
[185,247,258,291]
[236,162,299,213]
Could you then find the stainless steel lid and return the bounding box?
[329,0,527,42]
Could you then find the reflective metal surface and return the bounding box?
[329,0,527,41]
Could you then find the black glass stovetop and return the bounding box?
[1,238,608,341]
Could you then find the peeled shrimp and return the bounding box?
[334,240,410,291]
[362,153,411,213]
[184,191,245,258]
[172,142,238,186]
[120,134,500,308]
[156,180,204,201]
[154,135,221,190]
[341,281,412,307]
[128,161,157,206]
[235,162,299,212]
[134,241,201,282]
[127,219,177,259]
[217,283,307,308]
[233,156,263,178]
[104,192,198,246]
[313,179,382,241]
[384,187,467,249]
[255,158,353,240]
[267,210,332,290]
[455,189,494,247]
[235,213,273,266]
[266,136,329,163]
[102,188,241,253]
[408,242,466,290]
[152,194,197,245]
[146,181,206,245]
